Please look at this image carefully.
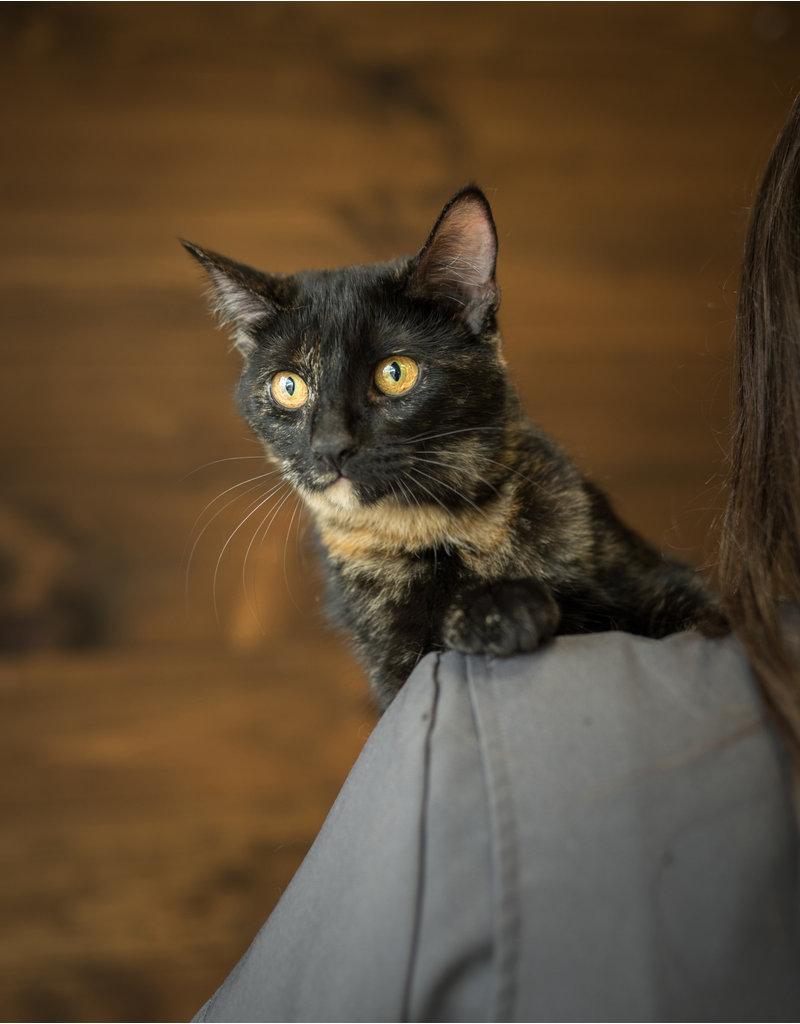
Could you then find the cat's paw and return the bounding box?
[442,578,560,657]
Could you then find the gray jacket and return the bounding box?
[195,630,800,1021]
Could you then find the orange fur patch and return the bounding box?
[304,484,515,566]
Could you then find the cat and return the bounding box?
[183,186,725,710]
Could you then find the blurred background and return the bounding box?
[1,3,799,1019]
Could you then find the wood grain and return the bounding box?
[1,3,798,1018]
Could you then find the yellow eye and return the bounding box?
[374,356,419,397]
[271,372,309,409]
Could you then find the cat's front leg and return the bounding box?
[442,578,560,657]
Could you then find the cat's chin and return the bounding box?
[321,476,358,510]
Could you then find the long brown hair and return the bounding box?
[719,93,800,750]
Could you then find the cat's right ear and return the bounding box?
[180,240,276,356]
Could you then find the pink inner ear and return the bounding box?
[409,194,498,336]
[437,198,496,286]
[415,193,497,301]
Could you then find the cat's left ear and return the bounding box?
[407,186,499,334]
[181,240,279,355]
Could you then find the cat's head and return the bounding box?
[183,187,514,520]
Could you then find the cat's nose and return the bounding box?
[311,432,356,472]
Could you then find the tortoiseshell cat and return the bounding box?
[184,187,724,709]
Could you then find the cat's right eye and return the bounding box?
[270,372,309,409]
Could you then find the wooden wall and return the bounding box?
[1,3,798,1019]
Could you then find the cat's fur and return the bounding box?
[184,186,724,710]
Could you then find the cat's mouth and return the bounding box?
[303,469,400,515]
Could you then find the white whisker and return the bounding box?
[184,471,282,605]
[283,495,307,611]
[211,480,290,623]
[411,453,502,499]
[397,425,506,446]
[181,455,272,481]
[408,464,489,519]
[237,481,297,629]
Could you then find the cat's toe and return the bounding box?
[442,578,560,657]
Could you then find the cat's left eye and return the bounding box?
[374,356,419,397]
[271,372,309,409]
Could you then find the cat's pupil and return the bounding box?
[285,376,296,396]
[388,361,401,382]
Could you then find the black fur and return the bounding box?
[184,186,725,710]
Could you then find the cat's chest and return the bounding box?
[313,490,517,588]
